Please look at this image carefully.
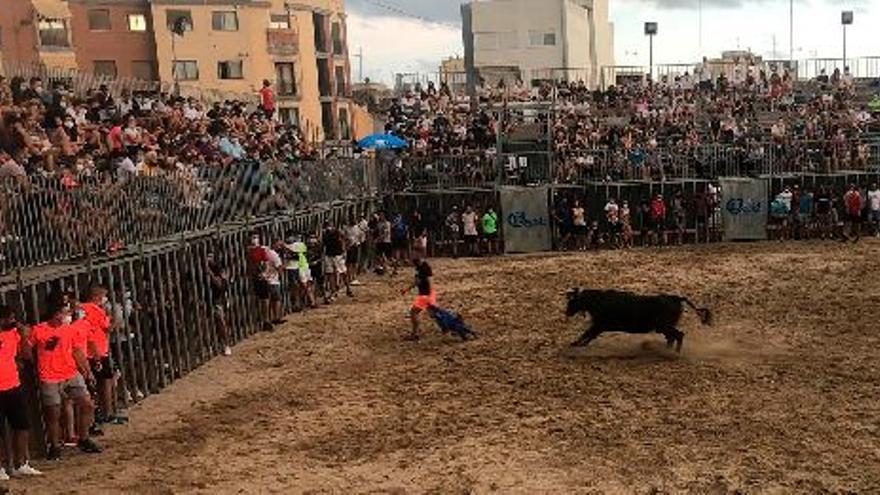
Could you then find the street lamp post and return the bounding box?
[645,22,658,82]
[841,11,853,69]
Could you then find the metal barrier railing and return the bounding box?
[0,196,376,457]
[0,158,378,275]
[388,137,880,190]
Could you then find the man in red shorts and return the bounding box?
[0,306,42,478]
[26,301,102,459]
[401,258,435,341]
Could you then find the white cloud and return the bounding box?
[347,13,462,85]
[348,1,880,84]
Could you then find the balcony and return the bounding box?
[267,29,298,56]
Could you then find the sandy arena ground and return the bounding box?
[15,241,880,494]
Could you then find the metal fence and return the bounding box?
[387,137,880,191]
[1,158,379,275]
[0,196,376,457]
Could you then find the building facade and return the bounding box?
[1,0,360,142]
[461,0,614,89]
[0,0,77,72]
[67,0,157,80]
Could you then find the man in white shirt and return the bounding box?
[868,183,880,236]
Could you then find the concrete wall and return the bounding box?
[151,2,271,94]
[68,0,157,79]
[466,0,614,88]
[470,0,565,78]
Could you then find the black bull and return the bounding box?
[564,288,713,352]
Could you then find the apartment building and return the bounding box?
[0,0,77,71]
[1,0,359,142]
[461,0,614,89]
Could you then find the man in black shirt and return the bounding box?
[402,258,435,341]
[322,222,351,302]
[207,252,232,356]
[815,187,833,239]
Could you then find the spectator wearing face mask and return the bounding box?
[26,301,102,459]
[0,306,43,479]
[81,286,125,426]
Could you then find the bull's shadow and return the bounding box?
[560,339,682,364]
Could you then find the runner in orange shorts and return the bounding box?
[401,258,434,341]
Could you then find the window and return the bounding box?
[529,30,556,47]
[331,22,343,55]
[172,60,199,81]
[275,63,296,96]
[338,107,350,140]
[317,58,331,97]
[166,10,193,32]
[132,61,156,81]
[128,14,148,32]
[93,61,117,78]
[217,60,243,80]
[334,65,346,96]
[88,9,111,31]
[38,19,70,48]
[321,102,335,140]
[313,13,327,53]
[269,14,290,30]
[212,11,238,31]
[279,108,299,127]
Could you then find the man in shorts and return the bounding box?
[248,233,273,331]
[322,222,351,301]
[26,302,102,459]
[401,258,435,341]
[481,207,499,255]
[82,285,126,426]
[0,306,43,478]
[343,217,363,287]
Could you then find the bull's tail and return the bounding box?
[681,298,713,326]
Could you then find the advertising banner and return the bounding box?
[719,178,768,241]
[500,186,552,253]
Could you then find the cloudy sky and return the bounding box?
[345,0,879,84]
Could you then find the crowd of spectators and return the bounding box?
[0,75,313,183]
[378,62,880,185]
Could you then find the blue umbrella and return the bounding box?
[357,133,409,150]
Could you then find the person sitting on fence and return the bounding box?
[0,305,43,478]
[25,300,102,459]
[82,285,126,427]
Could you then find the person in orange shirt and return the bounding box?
[26,302,102,460]
[0,306,42,478]
[82,286,124,426]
